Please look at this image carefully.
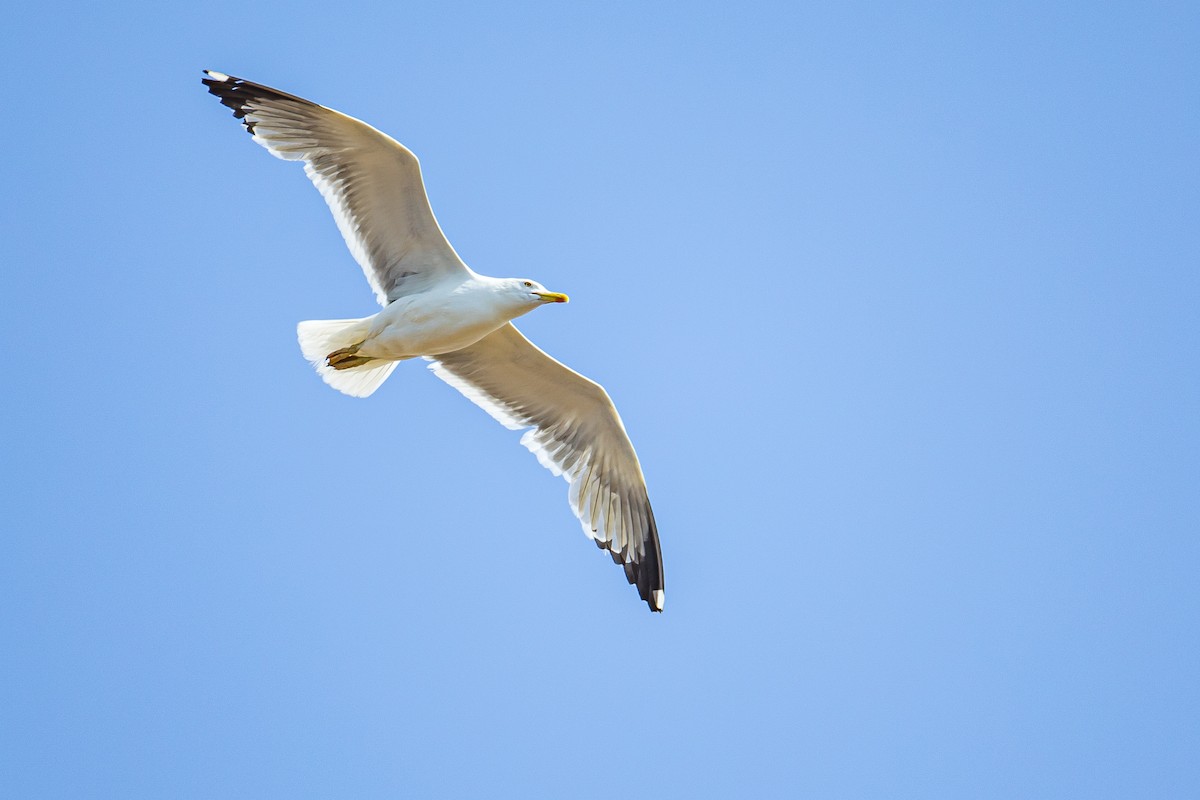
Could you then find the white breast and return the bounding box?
[359,278,519,359]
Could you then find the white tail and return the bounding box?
[297,318,399,398]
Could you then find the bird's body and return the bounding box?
[203,71,664,611]
[358,277,527,361]
[297,274,569,395]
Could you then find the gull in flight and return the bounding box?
[202,71,664,612]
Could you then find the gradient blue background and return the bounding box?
[2,1,1198,796]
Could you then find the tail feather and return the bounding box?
[297,318,398,398]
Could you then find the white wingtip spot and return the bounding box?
[653,590,665,611]
[205,70,230,81]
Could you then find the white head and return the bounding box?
[500,277,570,308]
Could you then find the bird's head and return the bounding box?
[509,278,569,306]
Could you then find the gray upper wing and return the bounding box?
[427,324,665,611]
[203,71,471,304]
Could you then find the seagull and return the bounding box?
[202,71,664,612]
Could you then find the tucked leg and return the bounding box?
[326,344,376,370]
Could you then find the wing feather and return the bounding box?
[427,325,665,611]
[202,71,471,304]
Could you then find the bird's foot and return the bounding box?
[326,344,375,370]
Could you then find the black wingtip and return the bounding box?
[201,70,321,135]
[607,501,665,613]
[635,504,666,613]
[201,70,256,131]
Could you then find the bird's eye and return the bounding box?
[523,281,533,288]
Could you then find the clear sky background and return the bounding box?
[2,1,1197,797]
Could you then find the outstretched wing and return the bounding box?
[202,70,471,304]
[427,324,665,612]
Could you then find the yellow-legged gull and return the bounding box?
[202,71,665,612]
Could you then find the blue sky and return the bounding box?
[2,1,1198,796]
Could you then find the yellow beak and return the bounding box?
[534,291,570,304]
